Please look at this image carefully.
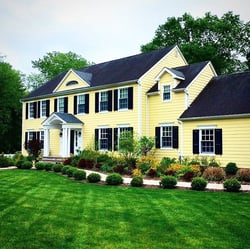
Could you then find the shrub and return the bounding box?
[113,164,125,174]
[52,164,63,172]
[73,170,86,180]
[87,173,101,183]
[225,162,238,175]
[106,173,123,185]
[35,162,45,170]
[223,179,241,192]
[160,176,177,189]
[66,167,76,177]
[165,163,184,176]
[130,176,143,187]
[132,168,142,177]
[146,168,157,177]
[0,154,14,167]
[44,163,53,171]
[21,161,33,169]
[203,167,225,181]
[236,169,250,182]
[191,177,207,191]
[16,160,25,169]
[62,165,71,175]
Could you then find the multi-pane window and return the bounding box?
[163,85,171,101]
[58,98,65,113]
[99,128,109,150]
[161,126,172,148]
[78,95,86,114]
[200,129,215,154]
[41,100,47,117]
[28,102,35,118]
[100,91,108,112]
[40,131,44,148]
[119,88,128,109]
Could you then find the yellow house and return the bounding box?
[21,45,250,168]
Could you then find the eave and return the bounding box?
[179,113,250,121]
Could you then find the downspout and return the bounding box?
[137,79,142,137]
[178,120,184,163]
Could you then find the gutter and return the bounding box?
[179,113,250,121]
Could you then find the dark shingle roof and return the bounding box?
[24,46,175,100]
[180,71,250,119]
[147,61,210,94]
[52,112,83,123]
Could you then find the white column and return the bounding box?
[43,128,50,156]
[62,128,68,157]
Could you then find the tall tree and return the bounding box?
[26,51,92,91]
[0,62,25,153]
[141,12,250,74]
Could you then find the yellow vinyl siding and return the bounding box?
[182,118,250,168]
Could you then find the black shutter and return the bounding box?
[215,129,223,155]
[85,94,89,114]
[33,102,37,119]
[95,92,99,113]
[24,132,28,149]
[128,127,133,134]
[36,131,40,141]
[37,101,40,118]
[193,130,199,154]
[46,100,50,117]
[64,97,68,113]
[26,103,28,119]
[114,128,118,151]
[173,126,179,149]
[95,129,99,150]
[74,96,77,114]
[107,128,112,151]
[155,127,161,148]
[108,90,112,111]
[54,99,57,112]
[128,87,133,110]
[114,89,118,111]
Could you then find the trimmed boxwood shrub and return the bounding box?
[44,163,53,171]
[106,173,123,185]
[52,164,63,172]
[65,167,76,177]
[35,162,45,170]
[73,170,86,180]
[191,177,207,191]
[21,161,33,169]
[160,175,177,189]
[223,179,241,192]
[87,173,101,183]
[62,165,71,175]
[225,162,238,175]
[130,176,143,187]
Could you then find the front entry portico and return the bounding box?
[42,112,83,157]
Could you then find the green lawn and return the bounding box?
[0,170,249,249]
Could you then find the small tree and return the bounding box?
[138,136,155,156]
[25,139,43,160]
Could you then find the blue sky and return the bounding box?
[0,0,249,75]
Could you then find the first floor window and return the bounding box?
[114,127,133,151]
[193,128,222,155]
[39,131,44,149]
[95,128,112,151]
[155,126,179,149]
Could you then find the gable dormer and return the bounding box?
[53,69,92,93]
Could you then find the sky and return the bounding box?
[0,0,249,75]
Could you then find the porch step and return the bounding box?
[41,157,66,164]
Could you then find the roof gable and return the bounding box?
[180,71,250,119]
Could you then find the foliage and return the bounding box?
[0,154,14,168]
[73,170,86,181]
[236,169,250,182]
[157,157,176,175]
[136,155,159,175]
[20,161,33,169]
[203,167,225,181]
[25,139,43,159]
[52,164,63,172]
[191,177,208,191]
[130,176,143,187]
[179,165,201,181]
[0,62,25,152]
[132,168,142,177]
[137,136,155,156]
[35,162,45,170]
[160,175,177,189]
[87,173,101,183]
[223,179,241,192]
[61,165,71,175]
[65,167,76,177]
[26,51,91,91]
[44,163,53,171]
[225,162,238,175]
[141,11,250,74]
[165,163,185,176]
[106,173,123,185]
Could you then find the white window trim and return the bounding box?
[118,87,129,110]
[199,128,215,155]
[28,102,35,119]
[40,100,47,118]
[162,84,172,102]
[160,125,173,149]
[77,94,86,114]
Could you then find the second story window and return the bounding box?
[28,102,35,118]
[78,95,86,113]
[54,97,68,113]
[74,94,89,114]
[58,98,65,113]
[163,85,171,101]
[40,100,47,117]
[100,91,108,112]
[119,88,128,109]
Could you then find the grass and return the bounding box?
[0,170,250,249]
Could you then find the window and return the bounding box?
[40,131,44,149]
[74,94,89,114]
[100,91,108,112]
[40,101,47,117]
[119,88,128,109]
[54,97,68,113]
[163,85,171,101]
[114,127,133,150]
[58,98,65,113]
[95,128,112,151]
[193,129,223,155]
[28,102,35,119]
[155,126,178,149]
[78,95,86,113]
